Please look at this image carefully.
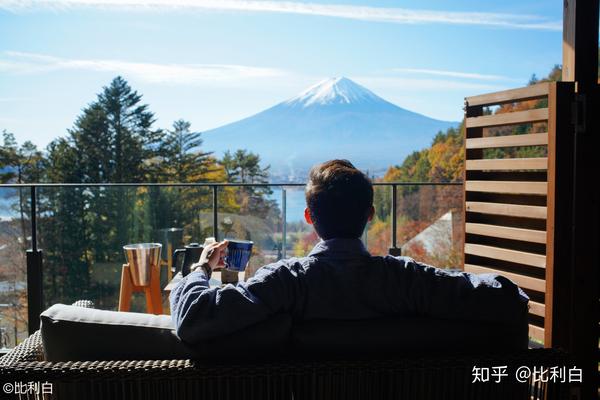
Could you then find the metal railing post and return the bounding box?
[26,185,43,334]
[389,184,402,256]
[282,188,287,259]
[212,185,218,241]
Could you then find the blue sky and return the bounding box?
[1,1,562,149]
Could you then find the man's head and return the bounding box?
[304,159,374,240]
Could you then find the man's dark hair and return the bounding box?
[305,159,373,239]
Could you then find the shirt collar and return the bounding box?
[308,238,370,257]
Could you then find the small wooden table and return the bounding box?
[118,263,163,314]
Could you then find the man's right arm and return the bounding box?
[386,256,529,325]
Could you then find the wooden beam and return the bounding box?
[465,222,547,243]
[465,181,547,195]
[529,325,545,343]
[529,301,545,318]
[466,108,548,129]
[466,201,547,219]
[465,158,547,171]
[465,264,546,292]
[466,83,549,107]
[464,243,546,268]
[465,133,548,150]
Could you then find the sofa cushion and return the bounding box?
[41,304,292,362]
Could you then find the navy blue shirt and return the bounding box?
[170,238,529,344]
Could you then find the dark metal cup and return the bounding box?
[172,243,204,277]
[224,239,253,272]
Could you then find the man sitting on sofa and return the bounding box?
[170,159,528,344]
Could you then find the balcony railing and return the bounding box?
[0,181,462,347]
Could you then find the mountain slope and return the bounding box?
[202,77,458,180]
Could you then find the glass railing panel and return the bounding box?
[149,185,214,295]
[0,186,30,347]
[215,185,283,281]
[283,186,318,258]
[14,181,463,347]
[38,185,129,312]
[364,185,392,255]
[37,184,215,313]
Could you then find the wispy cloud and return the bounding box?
[0,0,562,31]
[0,51,288,85]
[390,68,519,82]
[355,76,507,93]
[0,51,514,95]
[0,97,32,102]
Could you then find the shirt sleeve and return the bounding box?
[386,256,529,326]
[169,260,303,344]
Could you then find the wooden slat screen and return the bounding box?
[465,133,548,149]
[463,82,574,347]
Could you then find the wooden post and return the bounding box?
[562,0,599,86]
[560,1,599,398]
[545,82,575,348]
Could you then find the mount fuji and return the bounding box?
[202,77,458,180]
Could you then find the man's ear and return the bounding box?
[304,207,313,225]
[367,206,375,222]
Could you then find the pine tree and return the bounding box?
[42,76,164,307]
[46,76,161,184]
[42,139,89,303]
[159,119,213,183]
[221,149,270,185]
[145,119,218,238]
[0,130,45,251]
[95,76,161,183]
[0,130,45,184]
[220,149,275,219]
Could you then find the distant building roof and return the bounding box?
[0,281,26,292]
[403,211,453,254]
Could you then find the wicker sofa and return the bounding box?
[0,301,570,400]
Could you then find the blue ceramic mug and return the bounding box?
[224,239,253,272]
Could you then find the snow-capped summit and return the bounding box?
[203,77,458,180]
[284,77,383,108]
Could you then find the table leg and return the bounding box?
[118,264,133,312]
[146,265,163,314]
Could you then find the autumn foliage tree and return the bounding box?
[366,64,566,267]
